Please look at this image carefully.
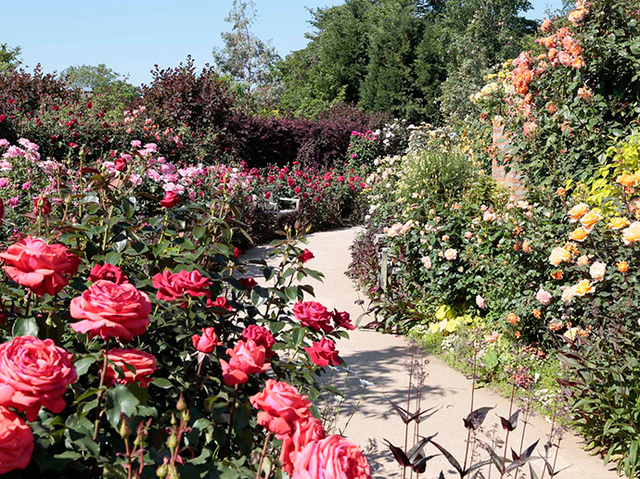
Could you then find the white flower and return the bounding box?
[359,379,375,387]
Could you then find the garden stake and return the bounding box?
[93,337,111,440]
[255,432,272,479]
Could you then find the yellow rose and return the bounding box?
[622,221,640,245]
[564,327,580,341]
[574,279,595,296]
[569,227,589,242]
[567,203,589,222]
[609,217,630,230]
[549,247,571,266]
[580,210,600,230]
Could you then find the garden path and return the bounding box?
[245,227,618,479]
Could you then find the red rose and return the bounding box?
[0,236,80,296]
[280,417,326,474]
[242,324,275,359]
[160,191,180,209]
[293,301,333,333]
[0,336,77,421]
[332,309,355,330]
[238,277,258,291]
[293,435,371,479]
[208,295,232,311]
[220,339,269,386]
[304,338,341,367]
[250,379,312,437]
[114,157,127,172]
[233,247,242,259]
[191,327,222,353]
[0,198,4,225]
[0,406,33,475]
[152,269,212,302]
[105,348,157,388]
[70,280,151,340]
[297,249,314,263]
[33,197,51,215]
[0,114,5,123]
[89,263,128,284]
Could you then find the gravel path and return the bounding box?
[246,227,618,479]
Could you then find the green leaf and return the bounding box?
[106,385,140,429]
[75,355,99,377]
[151,378,173,389]
[12,317,38,337]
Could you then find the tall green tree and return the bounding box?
[61,64,140,109]
[0,43,21,75]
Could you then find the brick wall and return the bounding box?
[491,123,525,199]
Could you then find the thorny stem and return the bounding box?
[227,384,239,442]
[255,432,272,479]
[24,292,32,317]
[93,338,111,441]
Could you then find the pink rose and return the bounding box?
[0,406,34,474]
[331,309,355,330]
[280,417,326,474]
[297,249,314,263]
[70,280,151,341]
[536,289,552,305]
[292,434,371,479]
[191,327,222,353]
[250,379,312,437]
[305,339,342,367]
[0,336,77,421]
[0,236,80,296]
[242,325,276,358]
[293,301,333,333]
[105,348,157,388]
[152,269,212,302]
[89,263,129,284]
[475,295,486,309]
[220,340,270,386]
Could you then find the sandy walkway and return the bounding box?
[246,227,618,479]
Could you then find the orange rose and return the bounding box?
[507,313,520,325]
[609,217,630,230]
[580,210,600,230]
[556,187,566,196]
[551,270,564,280]
[564,242,580,255]
[617,173,640,188]
[532,309,541,319]
[522,240,531,253]
[548,320,563,331]
[569,227,589,242]
[567,203,589,221]
[618,261,629,273]
[549,247,571,266]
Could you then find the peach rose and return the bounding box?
[0,336,77,421]
[548,320,563,331]
[250,379,312,437]
[293,301,333,333]
[280,417,327,475]
[569,227,589,242]
[0,236,80,296]
[622,222,640,245]
[421,256,432,269]
[220,339,270,386]
[589,261,606,282]
[617,173,640,188]
[576,255,590,266]
[609,217,630,230]
[0,406,33,474]
[507,313,520,325]
[444,248,458,261]
[70,280,151,341]
[618,261,629,273]
[105,348,157,388]
[292,434,371,479]
[522,240,531,253]
[574,279,595,296]
[567,203,589,222]
[561,286,576,304]
[580,210,600,231]
[549,247,571,266]
[485,331,499,343]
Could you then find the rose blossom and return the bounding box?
[549,247,571,266]
[191,327,222,354]
[220,339,270,386]
[297,249,315,263]
[105,348,157,388]
[160,191,180,209]
[152,269,212,302]
[0,236,80,296]
[208,296,232,311]
[238,277,258,291]
[250,379,312,437]
[293,301,333,333]
[292,434,371,479]
[70,280,151,340]
[536,289,552,305]
[485,331,499,343]
[331,309,355,330]
[280,417,326,475]
[305,338,342,367]
[0,406,34,474]
[421,256,432,269]
[475,295,486,309]
[444,248,457,261]
[0,336,77,421]
[589,261,606,282]
[89,263,128,284]
[242,325,276,358]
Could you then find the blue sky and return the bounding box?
[1,0,561,85]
